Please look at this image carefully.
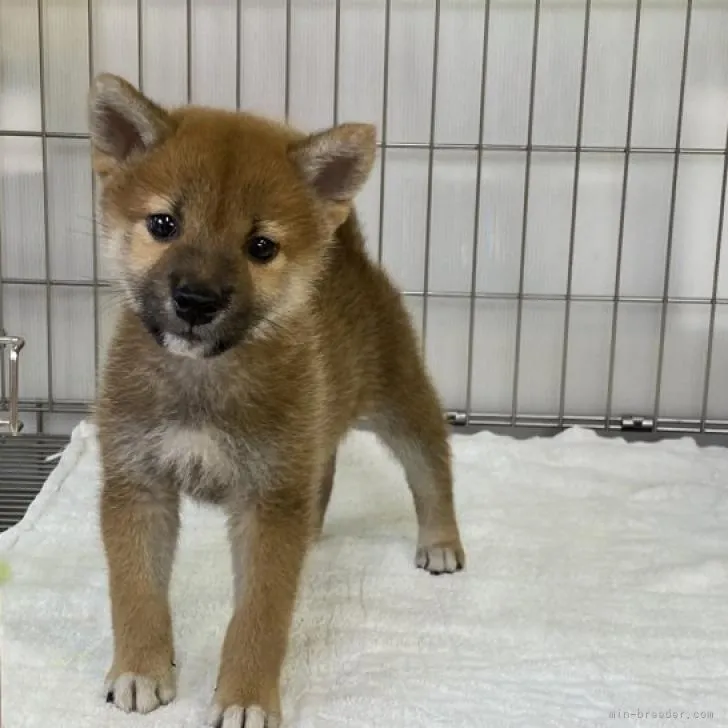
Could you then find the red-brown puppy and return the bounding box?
[90,73,465,728]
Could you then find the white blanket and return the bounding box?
[1,423,726,727]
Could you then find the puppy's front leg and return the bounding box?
[101,473,179,713]
[209,497,311,728]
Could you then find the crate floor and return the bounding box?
[0,435,69,532]
[1,423,727,726]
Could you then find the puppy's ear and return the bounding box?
[289,123,376,225]
[88,73,173,178]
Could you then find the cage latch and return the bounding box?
[0,335,25,436]
[446,411,468,426]
[619,415,655,432]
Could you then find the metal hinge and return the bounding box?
[619,414,655,432]
[0,334,25,435]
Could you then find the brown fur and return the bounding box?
[90,73,465,726]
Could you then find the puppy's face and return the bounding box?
[89,74,375,358]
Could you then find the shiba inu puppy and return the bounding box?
[90,73,465,728]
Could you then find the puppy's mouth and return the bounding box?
[161,330,233,359]
[140,315,238,360]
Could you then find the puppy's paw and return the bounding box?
[416,541,465,575]
[208,703,281,728]
[105,668,176,714]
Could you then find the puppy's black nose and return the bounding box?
[171,282,229,326]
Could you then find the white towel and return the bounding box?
[1,423,727,727]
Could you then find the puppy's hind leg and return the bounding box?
[371,370,465,575]
[313,452,337,538]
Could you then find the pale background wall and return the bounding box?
[2,0,728,434]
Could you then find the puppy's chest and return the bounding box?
[124,423,269,501]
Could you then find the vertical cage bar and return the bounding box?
[37,0,53,420]
[333,0,341,126]
[376,0,392,264]
[604,0,643,430]
[88,0,101,382]
[464,0,492,420]
[186,0,193,103]
[137,0,144,91]
[652,0,693,423]
[8,339,22,435]
[557,0,592,425]
[699,120,728,430]
[284,0,292,121]
[420,0,442,349]
[510,0,541,424]
[235,0,242,110]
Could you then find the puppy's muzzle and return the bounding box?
[170,278,231,327]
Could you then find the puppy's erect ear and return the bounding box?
[290,123,377,207]
[88,73,173,177]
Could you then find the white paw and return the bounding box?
[105,672,176,714]
[208,703,280,728]
[416,544,465,575]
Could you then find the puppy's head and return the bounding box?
[89,73,376,359]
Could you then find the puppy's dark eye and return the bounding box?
[146,213,179,241]
[247,236,279,263]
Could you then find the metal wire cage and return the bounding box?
[2,0,728,444]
